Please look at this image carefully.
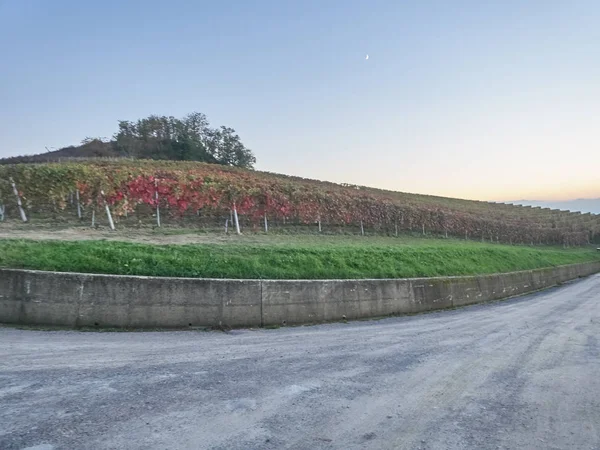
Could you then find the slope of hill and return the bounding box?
[1,237,598,280]
[0,140,120,164]
[1,160,599,246]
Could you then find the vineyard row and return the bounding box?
[0,162,598,246]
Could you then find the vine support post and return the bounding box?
[360,220,364,236]
[422,223,425,235]
[264,213,268,233]
[445,228,448,238]
[318,216,321,233]
[10,178,27,222]
[395,221,398,237]
[233,204,241,235]
[76,190,82,219]
[225,218,229,234]
[465,230,468,240]
[100,191,115,231]
[0,204,4,221]
[92,209,96,227]
[155,180,161,228]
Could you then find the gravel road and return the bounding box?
[1,275,600,450]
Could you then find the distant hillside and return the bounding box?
[507,199,600,215]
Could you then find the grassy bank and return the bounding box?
[0,236,598,279]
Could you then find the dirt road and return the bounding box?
[1,275,600,449]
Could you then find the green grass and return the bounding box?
[0,235,598,279]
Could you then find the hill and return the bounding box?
[0,160,598,246]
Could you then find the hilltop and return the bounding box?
[0,111,255,168]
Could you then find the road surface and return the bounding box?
[1,275,600,450]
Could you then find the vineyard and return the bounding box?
[0,161,599,246]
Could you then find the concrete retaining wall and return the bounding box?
[1,262,599,328]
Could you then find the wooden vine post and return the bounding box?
[9,178,27,222]
[0,204,4,221]
[75,190,82,219]
[100,190,115,231]
[232,203,241,235]
[155,179,161,227]
[264,213,268,233]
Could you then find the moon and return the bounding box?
[365,54,369,60]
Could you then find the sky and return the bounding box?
[1,0,599,202]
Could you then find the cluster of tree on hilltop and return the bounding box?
[0,112,256,169]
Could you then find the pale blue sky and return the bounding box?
[1,0,598,201]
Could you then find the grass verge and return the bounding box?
[0,236,598,279]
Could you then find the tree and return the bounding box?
[81,137,109,145]
[213,126,256,169]
[115,121,143,158]
[113,112,256,168]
